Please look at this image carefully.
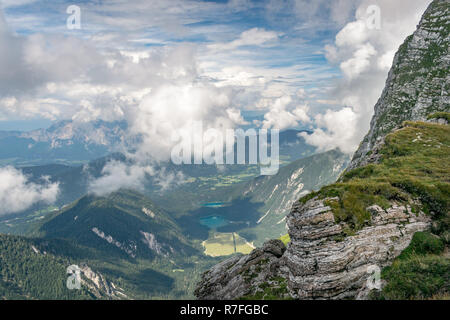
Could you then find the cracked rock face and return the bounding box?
[195,198,431,300]
[194,240,286,300]
[349,0,450,171]
[79,264,128,299]
[281,199,431,300]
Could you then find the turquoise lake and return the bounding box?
[201,202,226,208]
[199,215,228,229]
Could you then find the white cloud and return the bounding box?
[88,161,155,196]
[340,43,377,79]
[88,160,187,195]
[0,14,200,122]
[130,83,243,162]
[300,107,358,154]
[208,27,280,52]
[0,166,59,215]
[261,95,311,130]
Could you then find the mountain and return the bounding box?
[195,0,450,300]
[349,0,450,170]
[0,120,127,166]
[37,190,198,259]
[0,234,124,299]
[0,127,315,223]
[226,149,349,245]
[1,148,343,298]
[0,119,313,167]
[165,149,349,253]
[0,190,221,299]
[0,129,317,229]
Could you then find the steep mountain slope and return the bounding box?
[0,234,123,299]
[37,190,197,259]
[195,0,449,300]
[1,190,221,299]
[228,150,349,245]
[349,0,449,170]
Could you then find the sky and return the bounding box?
[0,0,432,150]
[0,0,433,212]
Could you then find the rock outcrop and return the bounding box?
[349,0,449,170]
[79,264,128,299]
[280,199,431,299]
[196,198,431,300]
[195,240,287,300]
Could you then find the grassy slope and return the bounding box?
[302,119,449,235]
[372,231,449,300]
[300,116,450,299]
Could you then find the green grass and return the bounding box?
[297,119,449,300]
[240,276,291,300]
[279,234,290,246]
[397,231,445,259]
[300,121,450,235]
[370,232,449,300]
[428,112,450,123]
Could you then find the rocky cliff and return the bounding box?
[281,199,431,299]
[349,0,449,170]
[195,0,449,300]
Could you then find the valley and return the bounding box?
[1,0,447,303]
[0,130,348,299]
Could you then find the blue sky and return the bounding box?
[0,0,431,153]
[0,0,342,128]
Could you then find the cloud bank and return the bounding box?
[0,166,59,216]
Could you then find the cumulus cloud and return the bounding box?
[208,27,280,52]
[88,161,186,196]
[130,83,244,162]
[300,107,358,154]
[302,0,432,154]
[261,95,310,130]
[88,161,154,196]
[0,166,59,215]
[0,10,200,122]
[340,43,377,79]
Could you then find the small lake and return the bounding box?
[201,202,226,208]
[177,198,264,239]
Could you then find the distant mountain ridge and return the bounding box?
[0,120,127,165]
[0,119,314,166]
